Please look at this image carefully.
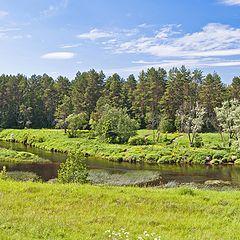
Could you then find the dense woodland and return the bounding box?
[0,66,239,132]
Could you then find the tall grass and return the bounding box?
[0,180,239,239]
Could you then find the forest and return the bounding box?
[1,65,237,132]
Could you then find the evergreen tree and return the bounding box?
[199,73,225,131]
[230,76,240,100]
[72,70,104,118]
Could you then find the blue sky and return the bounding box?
[1,0,240,83]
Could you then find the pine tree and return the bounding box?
[199,73,225,131]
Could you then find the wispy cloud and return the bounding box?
[113,23,240,59]
[0,27,21,32]
[220,0,240,5]
[106,59,240,76]
[42,0,69,17]
[0,27,28,40]
[155,24,181,39]
[77,28,114,40]
[42,52,75,60]
[208,61,240,66]
[138,23,155,28]
[60,43,82,49]
[0,11,8,18]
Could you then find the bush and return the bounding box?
[159,117,176,133]
[66,113,88,138]
[213,151,225,160]
[58,153,89,184]
[128,136,153,145]
[91,105,139,144]
[192,134,204,148]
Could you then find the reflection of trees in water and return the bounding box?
[1,141,240,185]
[229,166,240,185]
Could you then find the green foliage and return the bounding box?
[58,153,89,184]
[159,117,176,133]
[177,103,205,147]
[66,113,88,138]
[0,129,237,165]
[199,73,225,131]
[192,134,204,148]
[215,99,240,147]
[91,105,139,143]
[128,136,153,145]
[55,95,72,132]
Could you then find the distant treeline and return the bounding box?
[0,66,239,131]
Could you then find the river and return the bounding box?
[0,141,240,186]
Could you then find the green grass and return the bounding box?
[0,148,50,163]
[0,129,238,164]
[0,180,239,239]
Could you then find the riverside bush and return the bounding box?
[91,106,139,144]
[128,136,153,145]
[58,153,89,183]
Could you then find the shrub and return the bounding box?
[159,117,176,133]
[213,151,225,160]
[58,153,89,184]
[192,134,204,148]
[66,113,88,138]
[128,136,153,145]
[91,105,139,144]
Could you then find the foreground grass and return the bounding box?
[0,148,49,163]
[0,180,239,239]
[0,129,238,164]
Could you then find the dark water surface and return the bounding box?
[1,141,240,185]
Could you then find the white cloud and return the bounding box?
[105,59,240,76]
[0,27,21,32]
[155,24,181,39]
[42,0,68,17]
[42,52,75,60]
[208,61,240,66]
[77,29,114,40]
[114,23,240,59]
[132,60,166,64]
[138,23,154,28]
[60,43,82,49]
[13,35,23,39]
[221,0,240,5]
[0,11,8,18]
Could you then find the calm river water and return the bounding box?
[1,141,240,185]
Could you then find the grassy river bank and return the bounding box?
[0,129,239,165]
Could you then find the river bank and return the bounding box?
[0,129,239,165]
[0,148,50,164]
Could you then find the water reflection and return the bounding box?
[1,141,240,185]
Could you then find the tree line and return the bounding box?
[0,66,239,132]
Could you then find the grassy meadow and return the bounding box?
[0,180,239,239]
[0,129,238,164]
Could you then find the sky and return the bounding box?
[1,0,240,83]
